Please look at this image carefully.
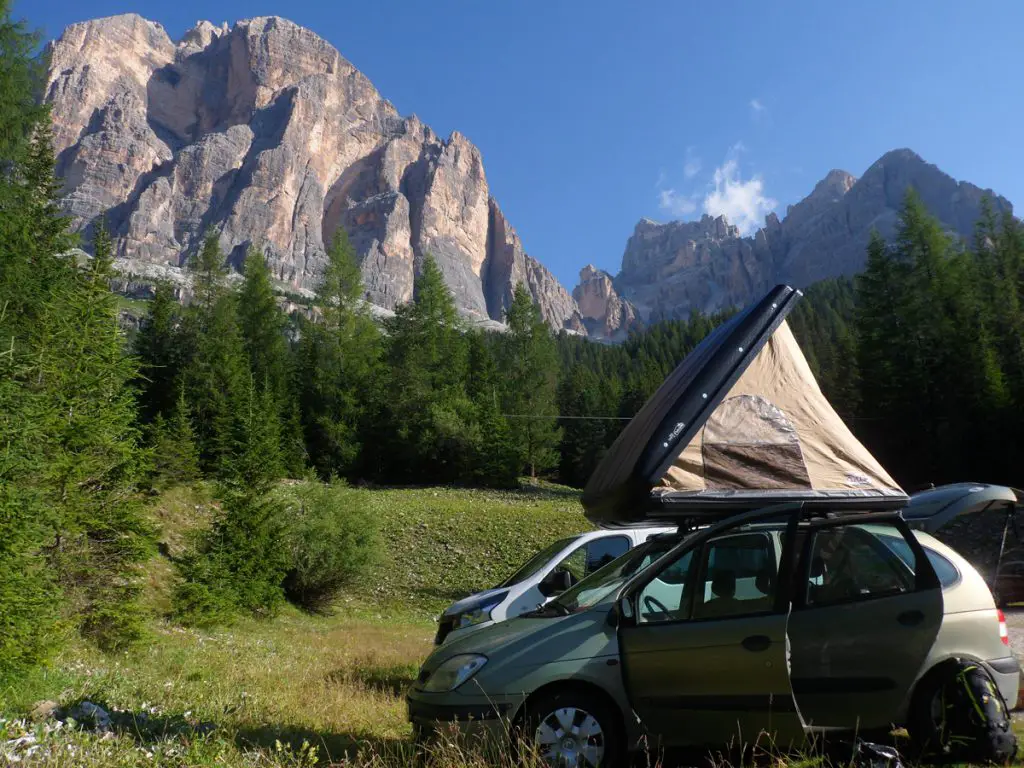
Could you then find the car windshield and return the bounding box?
[498,536,579,588]
[549,535,680,614]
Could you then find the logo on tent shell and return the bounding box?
[666,421,686,445]
[846,472,872,486]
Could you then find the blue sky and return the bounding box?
[18,0,1024,289]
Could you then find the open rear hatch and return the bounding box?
[582,284,907,528]
[903,483,1024,588]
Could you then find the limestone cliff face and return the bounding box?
[572,265,638,343]
[610,150,1014,320]
[44,14,583,331]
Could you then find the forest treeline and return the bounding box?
[3,0,1024,679]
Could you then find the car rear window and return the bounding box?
[882,537,960,588]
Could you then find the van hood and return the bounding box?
[582,284,905,528]
[441,587,509,618]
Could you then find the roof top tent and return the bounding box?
[582,284,907,529]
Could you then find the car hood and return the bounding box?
[420,604,617,677]
[441,587,509,618]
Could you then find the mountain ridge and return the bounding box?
[43,13,586,334]
[612,148,1013,323]
[42,14,1016,339]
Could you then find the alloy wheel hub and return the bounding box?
[534,706,605,767]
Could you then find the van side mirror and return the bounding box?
[539,569,573,597]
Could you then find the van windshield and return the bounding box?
[550,535,680,613]
[499,536,579,588]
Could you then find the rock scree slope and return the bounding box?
[43,13,586,332]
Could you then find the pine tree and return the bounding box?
[33,215,153,649]
[237,244,290,403]
[149,381,201,490]
[135,280,184,423]
[466,330,518,487]
[377,254,477,483]
[0,5,72,675]
[497,284,561,478]
[181,231,250,475]
[224,373,284,491]
[296,229,382,478]
[558,364,609,487]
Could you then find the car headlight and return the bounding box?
[453,593,506,630]
[422,654,488,692]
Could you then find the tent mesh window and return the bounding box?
[702,394,812,491]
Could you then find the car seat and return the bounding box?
[699,569,740,617]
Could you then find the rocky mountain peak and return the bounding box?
[43,13,584,334]
[609,149,1013,322]
[810,169,857,201]
[572,265,638,343]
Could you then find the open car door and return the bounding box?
[786,513,943,731]
[616,507,809,751]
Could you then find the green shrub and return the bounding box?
[278,480,380,613]
[172,487,290,626]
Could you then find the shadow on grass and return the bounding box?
[411,585,476,605]
[326,663,417,697]
[512,482,583,500]
[58,696,416,763]
[234,723,413,763]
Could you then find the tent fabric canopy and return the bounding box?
[582,284,905,528]
[657,319,900,498]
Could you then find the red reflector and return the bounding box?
[998,609,1010,646]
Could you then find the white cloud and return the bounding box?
[702,157,776,235]
[659,188,698,216]
[683,146,701,179]
[749,98,765,116]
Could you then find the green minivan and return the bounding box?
[406,285,1021,766]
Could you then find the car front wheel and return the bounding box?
[519,688,624,768]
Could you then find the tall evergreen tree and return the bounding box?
[0,5,71,676]
[181,231,249,476]
[237,245,290,403]
[149,381,201,490]
[377,254,478,483]
[466,330,518,487]
[558,363,609,487]
[33,215,153,649]
[498,284,561,478]
[134,280,184,423]
[296,229,382,478]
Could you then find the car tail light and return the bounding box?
[998,609,1010,646]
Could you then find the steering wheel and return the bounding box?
[643,594,670,619]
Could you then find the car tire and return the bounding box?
[905,666,950,758]
[517,688,625,768]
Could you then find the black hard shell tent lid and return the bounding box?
[582,284,907,528]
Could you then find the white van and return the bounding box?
[434,526,674,645]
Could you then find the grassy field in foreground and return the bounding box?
[0,483,592,766]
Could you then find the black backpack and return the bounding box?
[935,658,1017,764]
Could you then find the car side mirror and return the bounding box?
[539,569,573,597]
[612,595,634,627]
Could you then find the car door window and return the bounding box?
[636,549,694,623]
[692,532,777,619]
[803,524,915,607]
[636,531,777,624]
[551,544,588,584]
[585,536,629,575]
